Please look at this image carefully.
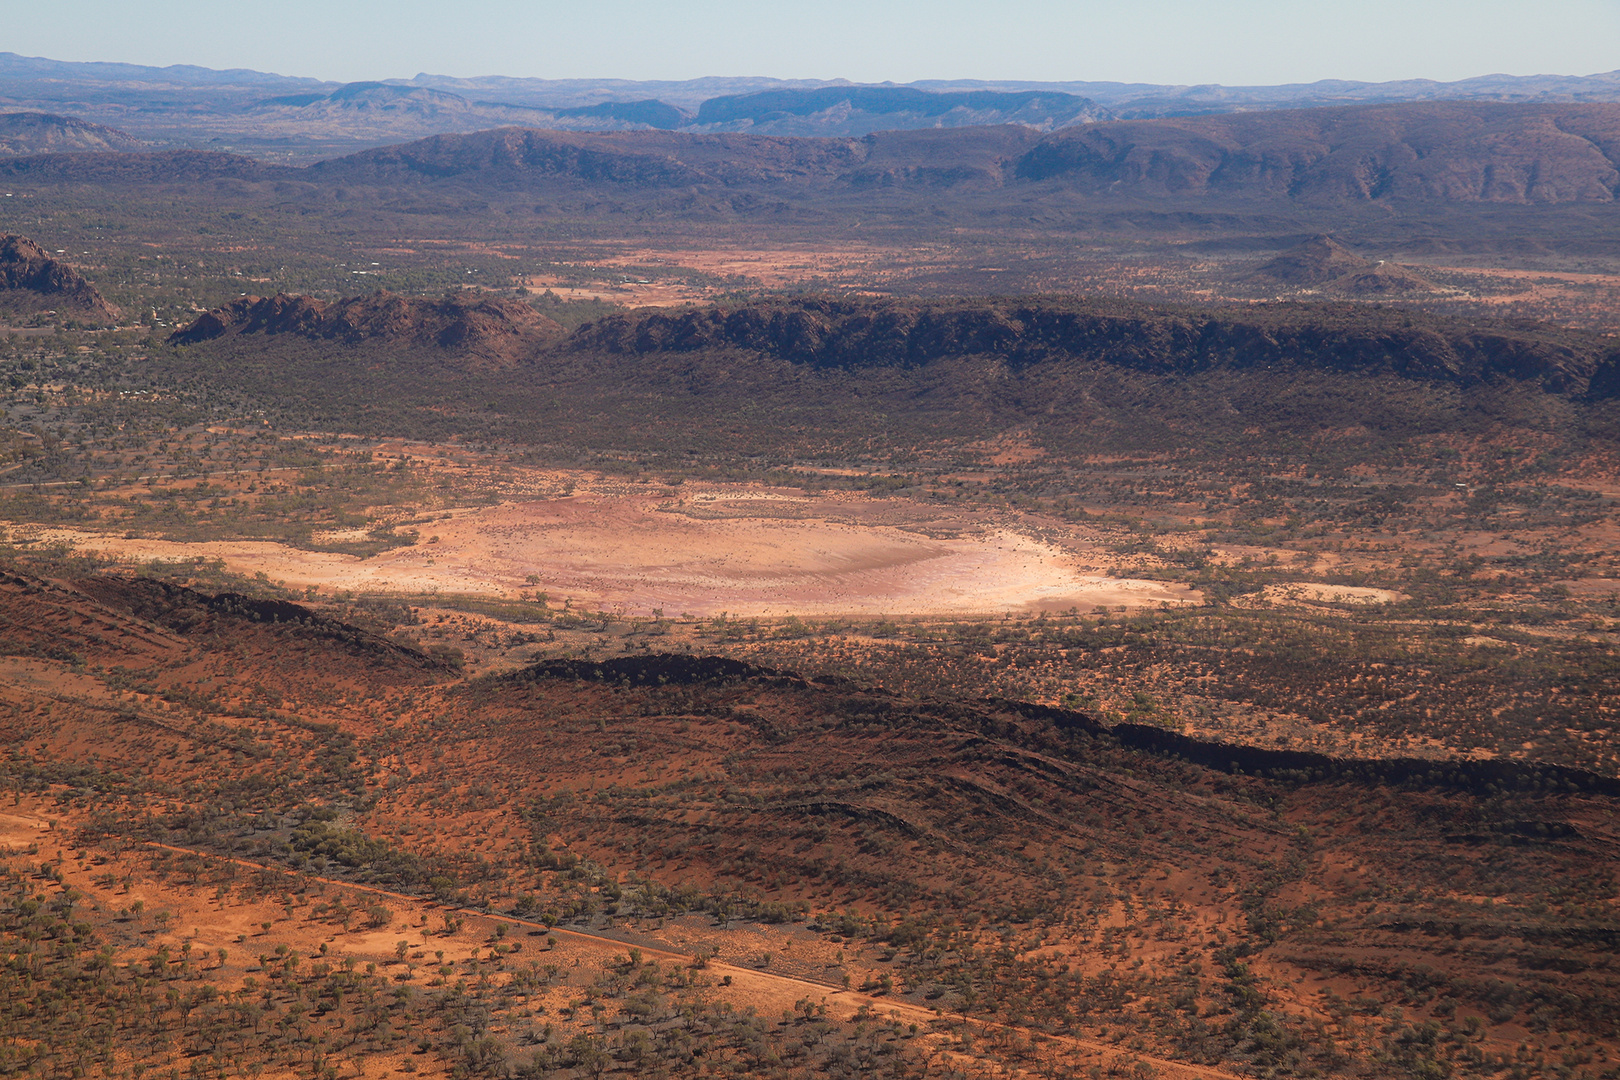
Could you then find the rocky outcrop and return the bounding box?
[0,234,119,321]
[170,289,563,368]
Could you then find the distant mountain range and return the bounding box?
[7,103,1610,213]
[243,82,1108,137]
[4,51,1620,159]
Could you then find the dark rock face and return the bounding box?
[0,234,119,320]
[170,289,563,368]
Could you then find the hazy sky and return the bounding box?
[8,0,1619,86]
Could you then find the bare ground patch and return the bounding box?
[22,479,1197,617]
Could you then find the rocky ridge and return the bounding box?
[169,290,564,369]
[0,234,119,321]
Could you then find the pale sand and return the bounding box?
[26,493,1198,617]
[1260,582,1408,606]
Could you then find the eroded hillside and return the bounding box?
[2,570,1617,1079]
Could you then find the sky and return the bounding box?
[6,0,1619,86]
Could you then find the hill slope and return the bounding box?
[1015,102,1620,203]
[1,568,1615,1079]
[0,111,143,155]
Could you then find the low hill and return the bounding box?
[0,111,143,155]
[0,233,119,321]
[303,126,867,186]
[1327,262,1443,296]
[1253,235,1372,285]
[169,290,563,369]
[1251,235,1442,295]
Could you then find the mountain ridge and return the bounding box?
[1014,101,1620,203]
[8,51,1620,155]
[171,291,1620,405]
[565,294,1615,394]
[292,103,1620,206]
